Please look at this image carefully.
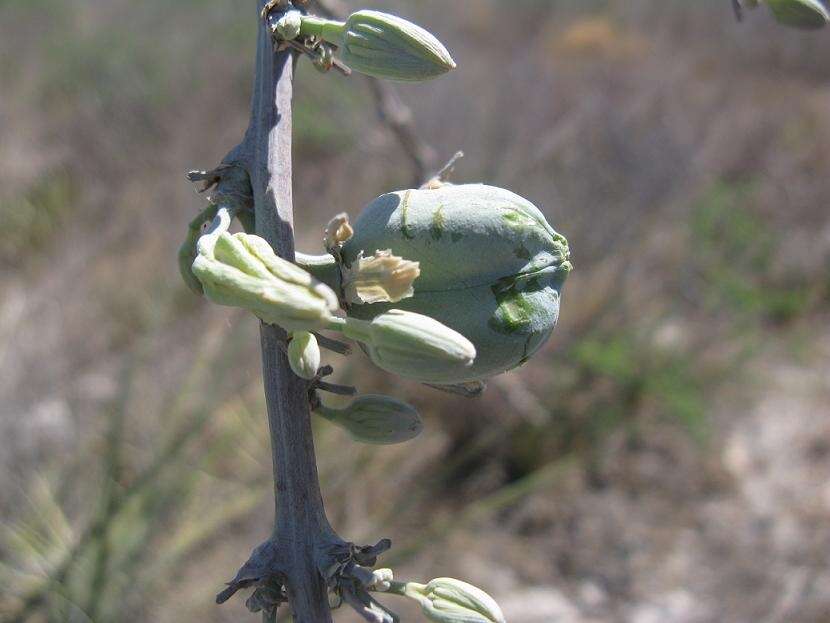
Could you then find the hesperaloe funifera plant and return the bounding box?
[179,1,572,621]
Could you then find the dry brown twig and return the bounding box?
[311,0,438,187]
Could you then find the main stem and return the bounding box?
[236,3,334,620]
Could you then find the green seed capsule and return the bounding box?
[337,184,571,384]
[300,10,456,81]
[315,394,423,444]
[766,0,829,28]
[404,578,506,623]
[288,331,321,380]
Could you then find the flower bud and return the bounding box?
[405,578,506,623]
[371,568,395,592]
[766,0,829,28]
[300,10,456,81]
[342,250,421,304]
[288,331,321,380]
[192,232,339,331]
[315,395,422,445]
[335,184,571,384]
[341,310,476,383]
[275,10,303,41]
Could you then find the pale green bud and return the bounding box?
[275,10,303,41]
[297,184,571,384]
[300,10,456,81]
[766,0,829,28]
[193,232,339,331]
[340,309,476,383]
[288,332,321,380]
[405,578,506,623]
[342,249,421,304]
[315,395,422,445]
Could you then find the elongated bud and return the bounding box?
[192,232,339,331]
[315,394,422,444]
[178,204,219,294]
[405,578,506,623]
[343,250,421,304]
[341,309,475,383]
[288,332,321,380]
[766,0,829,28]
[300,10,456,81]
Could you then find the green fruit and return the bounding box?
[339,184,571,384]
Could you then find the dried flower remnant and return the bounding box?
[342,250,421,304]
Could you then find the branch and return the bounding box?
[365,78,435,188]
[311,0,437,187]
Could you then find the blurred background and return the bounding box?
[2,1,830,621]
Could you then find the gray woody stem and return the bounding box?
[223,2,337,620]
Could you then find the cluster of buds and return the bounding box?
[737,0,829,28]
[184,181,572,392]
[187,218,477,389]
[193,229,339,331]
